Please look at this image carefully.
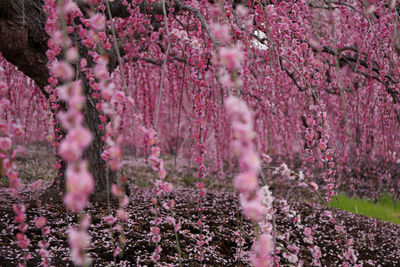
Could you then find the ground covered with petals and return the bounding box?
[0,182,399,266]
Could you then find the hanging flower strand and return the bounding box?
[225,96,274,267]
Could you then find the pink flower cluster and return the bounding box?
[134,115,179,264]
[250,234,273,267]
[68,225,91,266]
[43,0,94,214]
[43,1,103,265]
[35,216,51,266]
[51,23,93,216]
[225,96,273,266]
[219,46,244,70]
[13,204,30,249]
[63,161,94,212]
[146,131,168,262]
[0,86,33,266]
[225,96,262,203]
[92,56,126,174]
[1,145,22,194]
[0,119,25,196]
[303,109,337,202]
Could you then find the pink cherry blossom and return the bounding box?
[234,172,258,193]
[219,46,244,70]
[68,228,91,266]
[35,217,47,228]
[51,61,74,81]
[0,137,12,151]
[90,13,106,31]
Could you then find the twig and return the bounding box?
[173,0,219,50]
[154,0,171,129]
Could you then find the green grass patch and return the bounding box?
[331,193,400,224]
[0,176,9,187]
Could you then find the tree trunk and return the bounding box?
[0,0,118,203]
[40,75,116,203]
[0,158,5,178]
[81,74,116,202]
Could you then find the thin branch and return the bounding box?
[105,0,128,94]
[173,0,219,50]
[154,0,171,129]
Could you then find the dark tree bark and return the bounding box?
[0,158,5,177]
[0,0,120,203]
[0,0,49,92]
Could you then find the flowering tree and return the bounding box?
[0,0,400,265]
[1,0,398,200]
